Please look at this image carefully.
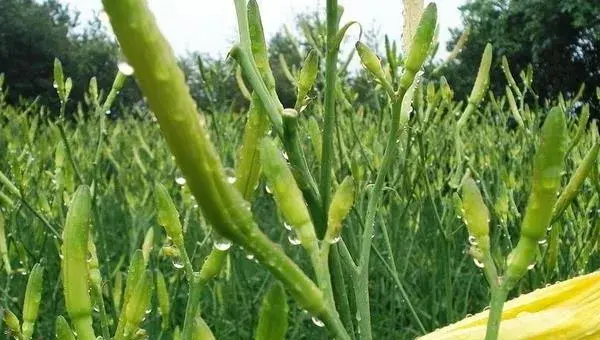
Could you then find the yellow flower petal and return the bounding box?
[420,271,600,339]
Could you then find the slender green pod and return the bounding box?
[21,263,44,339]
[122,251,145,315]
[506,86,524,128]
[506,107,567,286]
[553,143,600,220]
[399,3,437,90]
[260,137,314,241]
[235,94,270,200]
[502,56,522,99]
[247,0,276,92]
[141,227,154,264]
[0,210,11,274]
[568,104,590,153]
[123,271,154,337]
[460,175,490,251]
[53,58,65,101]
[113,271,123,313]
[255,282,289,340]
[55,316,76,340]
[296,50,319,110]
[155,184,184,244]
[356,42,394,96]
[199,249,227,283]
[456,43,493,130]
[307,117,323,162]
[155,270,170,330]
[87,235,110,339]
[326,176,355,244]
[3,309,21,337]
[192,314,216,340]
[61,186,95,340]
[236,66,252,101]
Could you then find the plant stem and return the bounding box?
[484,284,509,340]
[320,0,339,220]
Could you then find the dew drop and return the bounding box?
[118,61,135,76]
[283,222,293,231]
[311,316,325,328]
[175,177,186,186]
[172,257,184,269]
[265,184,273,194]
[527,262,536,270]
[53,81,58,89]
[288,233,301,246]
[473,258,485,268]
[328,235,341,244]
[538,239,547,245]
[245,253,255,261]
[213,238,232,251]
[226,176,237,184]
[468,235,478,246]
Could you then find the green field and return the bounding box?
[1,0,599,339]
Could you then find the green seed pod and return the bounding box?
[3,309,20,336]
[22,263,44,339]
[259,137,311,231]
[123,250,145,311]
[355,42,392,94]
[88,77,99,107]
[469,43,493,105]
[199,249,227,283]
[113,271,123,313]
[87,235,102,293]
[326,176,355,244]
[155,270,170,330]
[173,326,182,340]
[192,314,215,340]
[553,143,599,220]
[55,316,76,340]
[247,0,276,91]
[400,3,437,89]
[426,81,436,103]
[255,282,289,340]
[64,78,73,101]
[0,210,11,274]
[141,227,154,265]
[440,76,453,101]
[520,107,567,241]
[61,185,96,340]
[568,104,590,152]
[54,58,65,100]
[123,270,154,337]
[460,175,490,250]
[506,86,524,128]
[296,50,319,106]
[235,66,252,101]
[307,117,322,162]
[155,183,184,244]
[502,56,522,99]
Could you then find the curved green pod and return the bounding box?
[61,185,95,340]
[199,248,227,283]
[296,50,320,108]
[520,107,567,241]
[22,263,44,339]
[55,316,76,340]
[123,270,154,337]
[0,210,11,274]
[399,3,437,90]
[247,0,276,91]
[255,282,289,340]
[156,270,170,330]
[259,137,312,233]
[553,143,599,220]
[155,183,184,244]
[326,176,355,244]
[460,175,490,249]
[3,309,20,336]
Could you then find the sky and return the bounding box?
[61,0,467,59]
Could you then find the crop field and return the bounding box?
[1,0,599,339]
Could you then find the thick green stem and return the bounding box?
[320,0,339,221]
[484,284,509,340]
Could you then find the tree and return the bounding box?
[441,0,600,107]
[0,0,139,113]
